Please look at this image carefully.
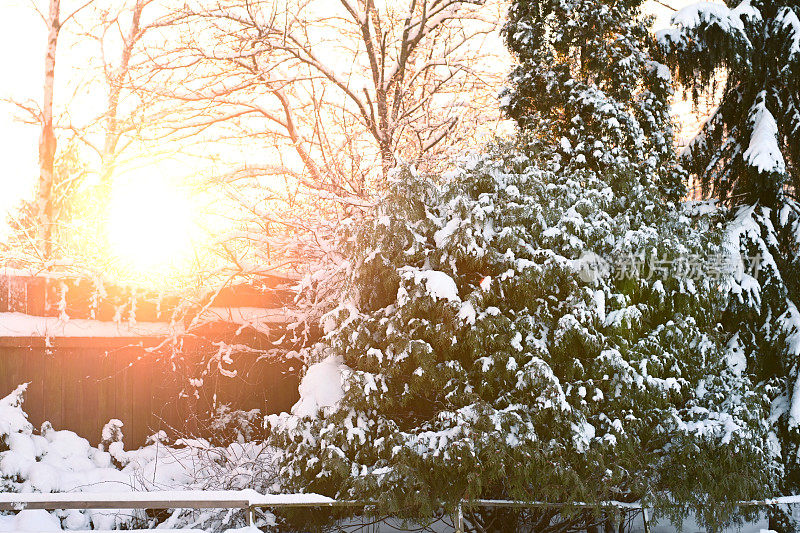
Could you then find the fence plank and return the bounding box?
[25,346,46,431]
[98,349,115,441]
[47,347,65,430]
[0,338,299,447]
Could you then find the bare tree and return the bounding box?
[20,0,98,261]
[132,0,509,278]
[65,0,170,263]
[2,0,510,310]
[2,0,189,270]
[83,0,154,186]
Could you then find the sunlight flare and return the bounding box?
[107,167,198,284]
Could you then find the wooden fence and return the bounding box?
[0,272,302,447]
[0,334,300,447]
[9,490,799,532]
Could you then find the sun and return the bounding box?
[107,167,198,285]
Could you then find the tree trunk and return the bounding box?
[100,0,144,186]
[380,140,394,180]
[38,0,61,261]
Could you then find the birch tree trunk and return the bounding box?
[38,0,61,261]
[99,0,145,185]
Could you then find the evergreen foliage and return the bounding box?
[502,0,685,200]
[268,146,771,529]
[265,0,776,530]
[658,1,799,203]
[659,1,800,515]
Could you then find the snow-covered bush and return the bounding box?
[0,385,281,531]
[205,405,265,447]
[264,0,776,530]
[266,151,773,530]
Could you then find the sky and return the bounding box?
[0,2,42,230]
[0,0,697,239]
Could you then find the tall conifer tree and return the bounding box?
[659,4,800,526]
[503,0,685,199]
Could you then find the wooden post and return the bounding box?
[455,501,464,533]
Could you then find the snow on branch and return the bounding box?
[743,92,786,175]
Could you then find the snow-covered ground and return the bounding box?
[0,509,208,532]
[0,384,283,530]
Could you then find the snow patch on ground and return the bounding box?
[0,510,61,532]
[0,386,283,531]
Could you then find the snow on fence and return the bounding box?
[2,491,800,532]
[0,490,335,528]
[0,270,295,324]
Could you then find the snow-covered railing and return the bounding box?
[0,490,335,527]
[458,497,800,533]
[2,491,800,532]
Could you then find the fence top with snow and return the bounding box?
[0,272,295,338]
[0,490,335,511]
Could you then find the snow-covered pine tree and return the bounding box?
[502,0,685,200]
[658,3,800,525]
[265,0,774,530]
[658,1,799,202]
[268,153,770,530]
